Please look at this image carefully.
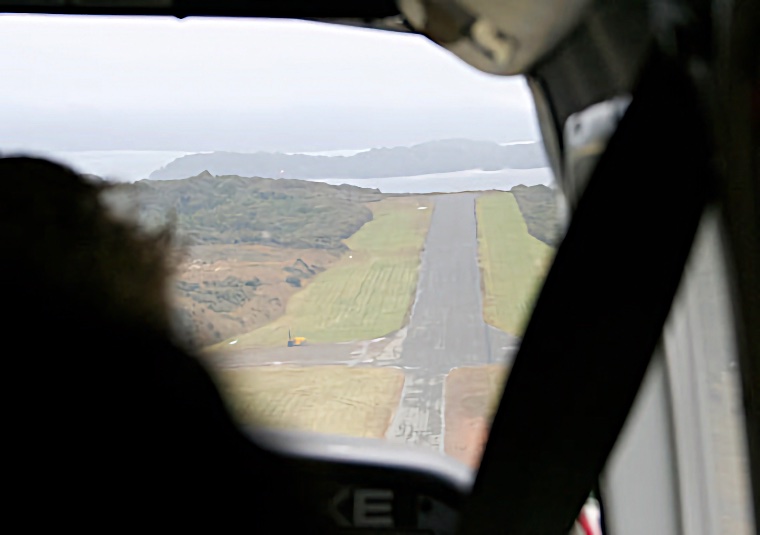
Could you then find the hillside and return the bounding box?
[103,173,386,347]
[510,184,562,246]
[105,171,384,250]
[148,139,549,181]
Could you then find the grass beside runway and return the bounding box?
[214,366,405,438]
[476,192,555,336]
[209,196,432,350]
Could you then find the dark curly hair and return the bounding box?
[1,157,315,530]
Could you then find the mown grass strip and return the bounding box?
[214,366,405,438]
[211,196,432,349]
[476,192,554,336]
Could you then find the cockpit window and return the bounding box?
[1,13,558,468]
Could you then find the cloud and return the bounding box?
[0,14,538,151]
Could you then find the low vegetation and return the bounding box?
[175,276,262,313]
[211,196,433,349]
[214,366,405,438]
[170,244,340,348]
[510,184,562,246]
[103,172,384,250]
[477,191,555,336]
[102,174,385,347]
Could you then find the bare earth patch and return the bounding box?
[173,243,340,346]
[444,365,509,468]
[213,365,405,439]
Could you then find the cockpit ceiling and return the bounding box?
[395,0,595,75]
[1,0,594,75]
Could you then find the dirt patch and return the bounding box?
[171,243,341,347]
[444,365,509,468]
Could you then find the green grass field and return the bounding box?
[214,366,405,438]
[210,197,433,349]
[476,192,555,336]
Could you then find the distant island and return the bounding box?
[148,139,548,181]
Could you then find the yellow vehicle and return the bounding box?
[287,329,306,347]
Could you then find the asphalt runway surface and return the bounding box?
[210,192,518,452]
[385,193,517,451]
[210,196,754,532]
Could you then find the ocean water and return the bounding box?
[7,148,369,182]
[3,148,554,192]
[4,149,193,182]
[284,148,369,157]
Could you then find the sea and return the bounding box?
[4,143,554,194]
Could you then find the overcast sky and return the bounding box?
[0,14,540,153]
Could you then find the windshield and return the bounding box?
[0,13,558,469]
